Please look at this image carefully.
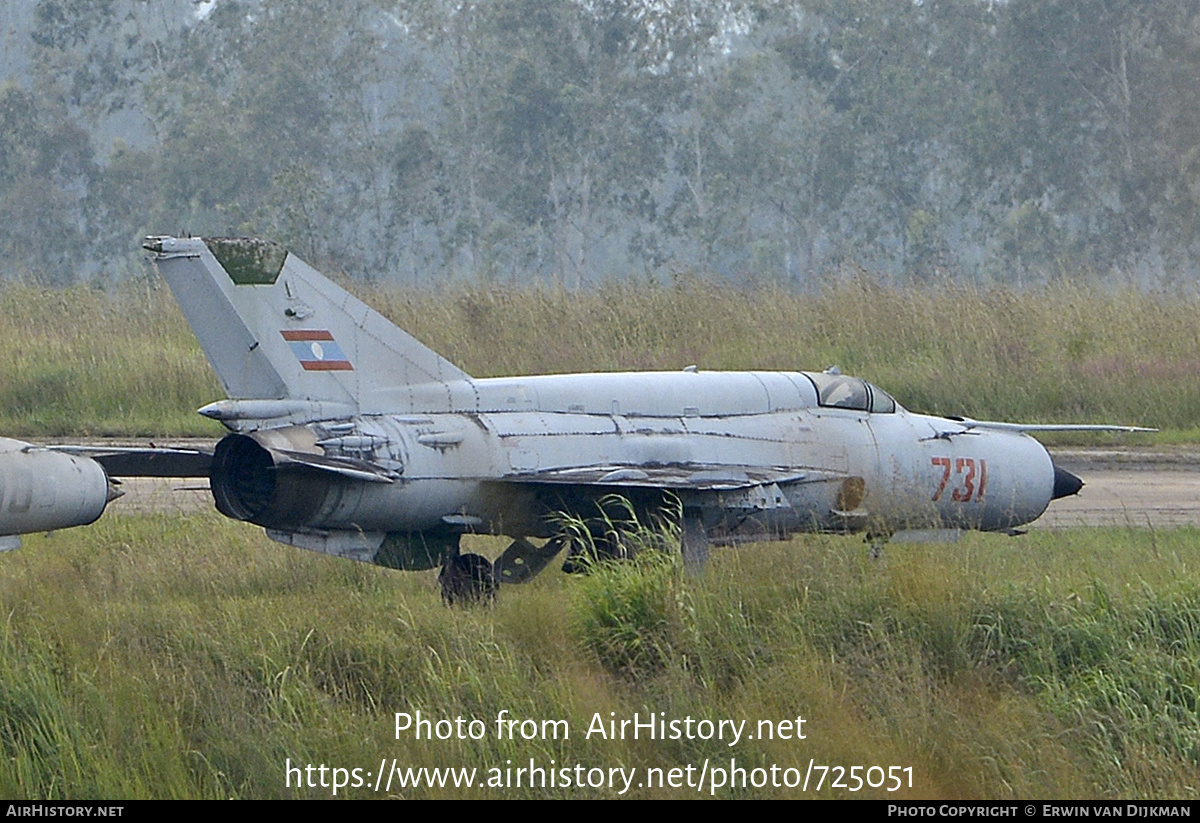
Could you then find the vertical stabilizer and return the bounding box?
[145,237,472,415]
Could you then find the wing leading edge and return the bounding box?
[949,419,1156,434]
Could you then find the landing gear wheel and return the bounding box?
[438,552,498,605]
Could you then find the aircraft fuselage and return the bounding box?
[204,370,1061,566]
[0,437,118,550]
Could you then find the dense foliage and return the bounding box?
[2,0,1198,285]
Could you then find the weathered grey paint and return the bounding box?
[0,437,116,550]
[144,236,1145,576]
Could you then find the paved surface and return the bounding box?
[112,476,213,515]
[101,443,1200,530]
[1037,447,1200,529]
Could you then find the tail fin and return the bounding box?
[145,237,472,417]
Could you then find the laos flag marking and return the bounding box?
[281,329,354,371]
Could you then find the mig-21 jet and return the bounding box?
[139,236,1150,601]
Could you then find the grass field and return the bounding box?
[1,276,1196,798]
[0,277,1196,437]
[1,513,1197,799]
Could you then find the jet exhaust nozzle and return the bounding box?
[210,433,332,527]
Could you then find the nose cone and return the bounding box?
[1052,464,1084,499]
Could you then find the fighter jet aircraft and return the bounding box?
[142,236,1150,600]
[0,437,122,550]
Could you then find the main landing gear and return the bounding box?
[435,507,708,604]
[438,545,498,606]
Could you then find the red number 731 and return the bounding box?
[931,457,987,502]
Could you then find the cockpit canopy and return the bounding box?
[805,372,897,414]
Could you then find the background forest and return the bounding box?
[1,0,1198,287]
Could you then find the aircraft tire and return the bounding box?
[438,552,498,606]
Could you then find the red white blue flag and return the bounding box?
[280,330,354,371]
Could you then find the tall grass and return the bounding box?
[1,277,1196,435]
[0,282,220,436]
[1,513,1198,798]
[376,278,1199,432]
